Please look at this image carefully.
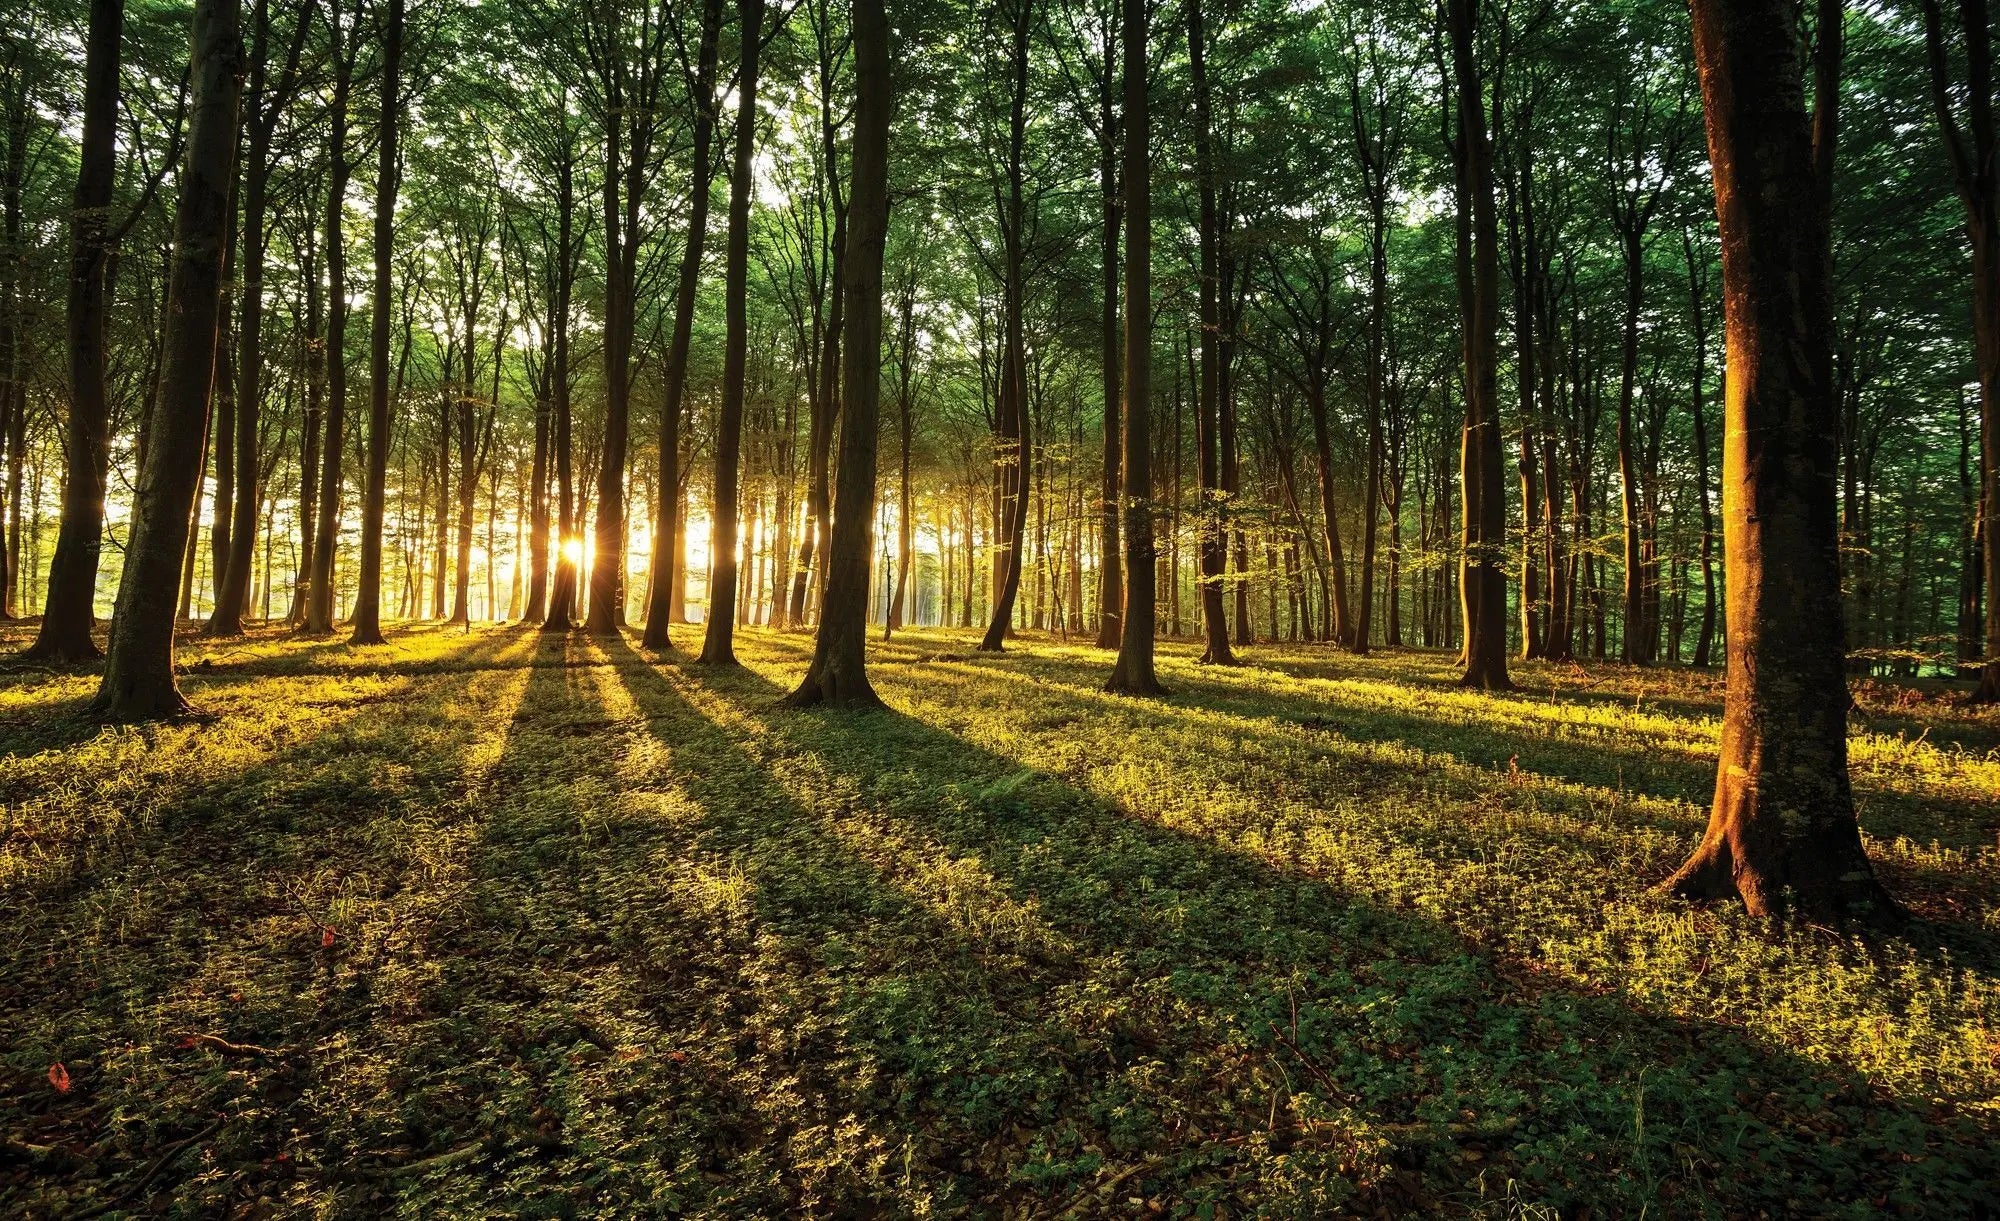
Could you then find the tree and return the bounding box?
[1662,0,1895,918]
[90,0,242,719]
[1187,0,1235,666]
[349,0,403,646]
[208,0,312,636]
[698,0,768,665]
[25,0,123,661]
[642,0,725,650]
[784,0,889,708]
[1919,0,2000,702]
[1103,0,1161,696]
[305,0,363,634]
[1448,0,1510,691]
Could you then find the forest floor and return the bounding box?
[1,622,1997,1218]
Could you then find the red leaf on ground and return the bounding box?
[48,1063,71,1093]
[321,926,336,948]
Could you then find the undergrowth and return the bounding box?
[2,623,1995,1217]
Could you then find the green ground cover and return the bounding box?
[2,624,1996,1216]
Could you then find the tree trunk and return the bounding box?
[212,0,305,635]
[349,0,401,646]
[642,0,723,649]
[786,0,889,707]
[306,3,353,633]
[1105,0,1162,695]
[978,0,1035,653]
[1188,0,1235,667]
[1921,0,2000,700]
[91,0,242,719]
[1095,23,1122,651]
[27,0,123,661]
[544,150,579,632]
[1449,0,1511,690]
[698,0,765,665]
[1664,0,1894,919]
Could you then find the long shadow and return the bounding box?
[1,629,533,1216]
[895,643,2000,985]
[642,645,1997,1216]
[335,633,1084,1216]
[947,645,2000,856]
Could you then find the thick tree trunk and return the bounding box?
[349,0,401,646]
[1664,0,1895,919]
[698,0,764,665]
[785,0,889,708]
[27,0,123,661]
[91,0,242,720]
[1105,0,1162,695]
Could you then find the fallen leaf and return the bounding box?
[48,1063,71,1093]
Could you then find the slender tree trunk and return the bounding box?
[1095,25,1122,651]
[1187,0,1235,666]
[91,0,241,719]
[544,153,579,632]
[350,0,401,645]
[306,7,353,633]
[1921,0,2000,700]
[641,0,723,648]
[27,0,124,661]
[1664,0,1894,918]
[213,0,304,636]
[698,0,765,665]
[978,0,1035,653]
[1687,234,1718,668]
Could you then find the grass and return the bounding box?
[1,621,1996,1217]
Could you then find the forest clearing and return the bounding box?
[3,624,1998,1215]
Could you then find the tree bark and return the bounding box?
[1095,20,1122,651]
[643,0,724,650]
[91,0,242,719]
[1448,0,1510,690]
[786,0,890,708]
[698,0,765,665]
[1105,0,1162,695]
[306,0,354,633]
[1664,0,1895,919]
[27,0,124,660]
[349,0,401,646]
[1920,0,2000,700]
[1188,0,1235,667]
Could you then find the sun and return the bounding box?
[561,537,585,567]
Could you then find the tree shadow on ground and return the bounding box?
[933,641,2000,856]
[0,630,535,1216]
[617,638,1997,1217]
